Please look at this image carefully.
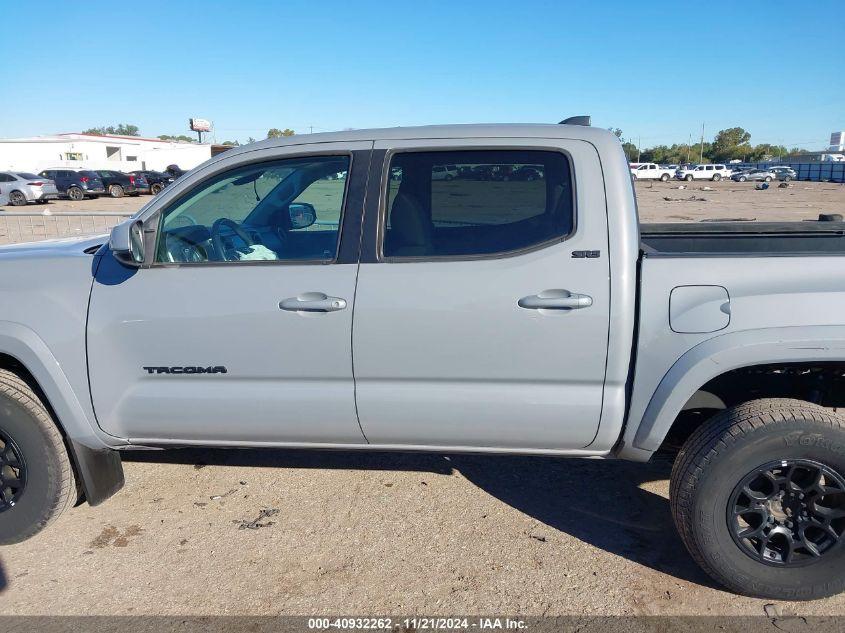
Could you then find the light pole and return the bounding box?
[699,123,705,164]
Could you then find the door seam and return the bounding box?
[351,142,375,443]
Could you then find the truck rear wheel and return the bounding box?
[0,369,77,544]
[670,399,845,599]
[660,173,670,182]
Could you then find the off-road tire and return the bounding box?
[109,184,124,198]
[150,183,163,195]
[8,191,27,206]
[713,173,722,181]
[671,399,845,600]
[0,369,77,544]
[661,173,670,182]
[685,174,694,181]
[67,186,84,201]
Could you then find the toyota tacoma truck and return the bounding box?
[1,122,844,600]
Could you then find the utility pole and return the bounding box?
[309,125,314,134]
[686,134,692,164]
[637,136,641,162]
[699,123,705,164]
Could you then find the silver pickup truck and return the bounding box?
[1,123,844,600]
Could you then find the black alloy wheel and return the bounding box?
[729,459,845,566]
[0,428,26,512]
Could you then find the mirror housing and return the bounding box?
[109,218,145,267]
[289,202,316,230]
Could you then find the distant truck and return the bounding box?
[1,122,844,601]
[630,162,674,181]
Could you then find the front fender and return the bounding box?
[618,325,845,460]
[0,320,116,449]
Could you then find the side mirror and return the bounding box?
[289,202,316,229]
[109,218,145,267]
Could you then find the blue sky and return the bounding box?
[1,1,841,149]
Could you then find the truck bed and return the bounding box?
[641,221,845,256]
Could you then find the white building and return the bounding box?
[0,133,214,173]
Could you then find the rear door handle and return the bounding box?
[518,290,593,310]
[279,292,347,313]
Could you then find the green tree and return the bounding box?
[710,127,752,162]
[157,134,196,143]
[83,123,140,136]
[267,128,295,138]
[747,144,787,162]
[221,140,239,146]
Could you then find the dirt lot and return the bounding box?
[1,180,845,618]
[635,179,845,223]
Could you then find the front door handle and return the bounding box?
[279,292,347,313]
[518,290,593,310]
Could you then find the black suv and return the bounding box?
[129,170,174,195]
[38,169,107,200]
[93,170,139,198]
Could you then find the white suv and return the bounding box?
[675,164,732,181]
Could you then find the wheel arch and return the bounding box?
[618,326,845,460]
[0,325,124,505]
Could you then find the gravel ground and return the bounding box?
[1,180,845,617]
[635,179,845,223]
[2,449,844,617]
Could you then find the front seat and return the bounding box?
[387,191,433,257]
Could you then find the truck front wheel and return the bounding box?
[670,399,845,599]
[0,369,77,544]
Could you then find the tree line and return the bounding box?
[79,122,294,146]
[612,127,810,164]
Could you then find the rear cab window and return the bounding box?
[381,149,574,259]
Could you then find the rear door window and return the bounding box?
[382,149,574,259]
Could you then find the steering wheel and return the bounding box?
[164,233,208,263]
[211,218,255,261]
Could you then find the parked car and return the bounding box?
[129,170,173,195]
[770,166,797,182]
[731,168,775,183]
[432,165,458,181]
[94,170,139,198]
[131,172,150,195]
[3,122,845,601]
[38,169,106,200]
[0,172,60,206]
[675,164,732,181]
[165,164,186,179]
[509,165,544,181]
[630,163,674,181]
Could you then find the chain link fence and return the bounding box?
[0,211,132,246]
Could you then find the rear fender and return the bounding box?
[617,326,845,460]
